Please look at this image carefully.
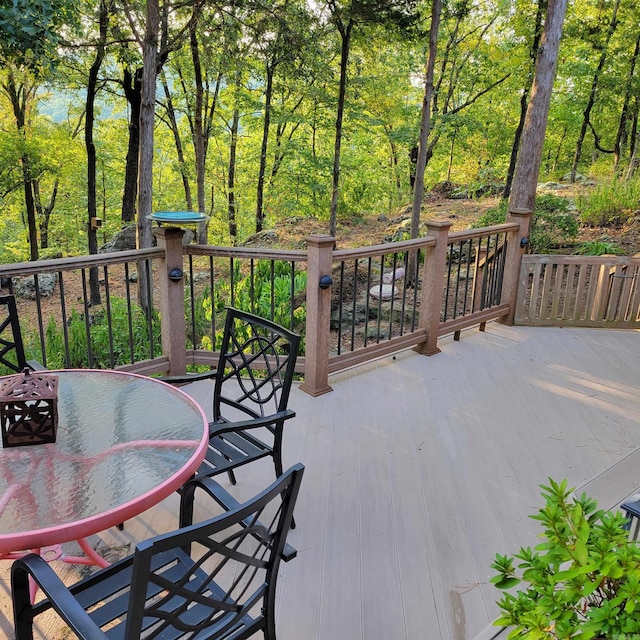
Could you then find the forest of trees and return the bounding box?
[0,0,638,264]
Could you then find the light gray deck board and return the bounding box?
[1,324,639,640]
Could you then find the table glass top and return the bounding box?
[0,370,206,545]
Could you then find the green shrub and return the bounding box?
[199,261,307,354]
[574,240,623,256]
[578,178,640,227]
[491,478,640,639]
[41,298,161,369]
[475,195,578,253]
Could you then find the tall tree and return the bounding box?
[410,0,442,244]
[1,69,40,260]
[324,0,418,238]
[86,0,113,305]
[137,0,159,254]
[569,0,620,181]
[250,2,310,234]
[502,0,546,200]
[509,0,567,212]
[614,31,640,173]
[0,0,76,260]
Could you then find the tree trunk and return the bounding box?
[189,22,207,243]
[227,103,239,243]
[22,163,39,261]
[329,18,353,238]
[161,73,193,210]
[502,0,546,200]
[33,177,58,251]
[613,31,640,173]
[121,67,142,223]
[3,71,39,260]
[509,0,567,212]
[256,61,275,234]
[85,0,109,305]
[410,0,442,240]
[136,0,159,317]
[569,0,620,182]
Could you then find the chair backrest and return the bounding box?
[213,307,301,423]
[124,463,304,640]
[0,295,28,374]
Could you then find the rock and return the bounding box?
[369,284,399,300]
[431,180,459,197]
[99,224,195,253]
[190,272,210,284]
[14,273,58,299]
[537,181,568,191]
[242,230,278,246]
[99,224,137,253]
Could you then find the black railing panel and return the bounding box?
[183,249,307,359]
[330,247,422,357]
[0,250,162,372]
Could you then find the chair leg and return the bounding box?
[227,469,237,485]
[273,454,296,529]
[11,565,35,640]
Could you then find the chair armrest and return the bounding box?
[158,369,217,386]
[11,554,107,640]
[179,476,297,562]
[210,409,296,436]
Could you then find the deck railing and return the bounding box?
[0,211,531,395]
[515,254,640,328]
[0,248,165,372]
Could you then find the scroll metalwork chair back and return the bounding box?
[12,463,305,640]
[0,294,44,373]
[0,294,28,373]
[199,307,300,486]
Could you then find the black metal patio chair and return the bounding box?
[0,295,44,373]
[162,307,301,488]
[11,463,304,640]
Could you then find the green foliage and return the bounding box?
[199,261,307,353]
[475,195,578,253]
[0,0,79,69]
[577,178,640,228]
[491,478,640,639]
[573,240,623,256]
[39,297,161,369]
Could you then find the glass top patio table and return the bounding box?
[0,369,208,560]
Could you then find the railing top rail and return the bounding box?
[185,244,308,262]
[0,248,164,277]
[522,254,640,265]
[333,235,436,261]
[448,222,520,243]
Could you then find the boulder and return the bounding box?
[14,273,58,299]
[99,224,195,253]
[99,224,137,253]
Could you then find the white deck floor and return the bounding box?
[1,323,639,640]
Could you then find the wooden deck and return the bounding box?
[1,322,640,640]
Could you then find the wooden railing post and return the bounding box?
[153,227,187,375]
[414,220,452,356]
[500,208,533,325]
[300,234,335,396]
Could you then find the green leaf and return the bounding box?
[493,577,521,590]
[573,539,588,565]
